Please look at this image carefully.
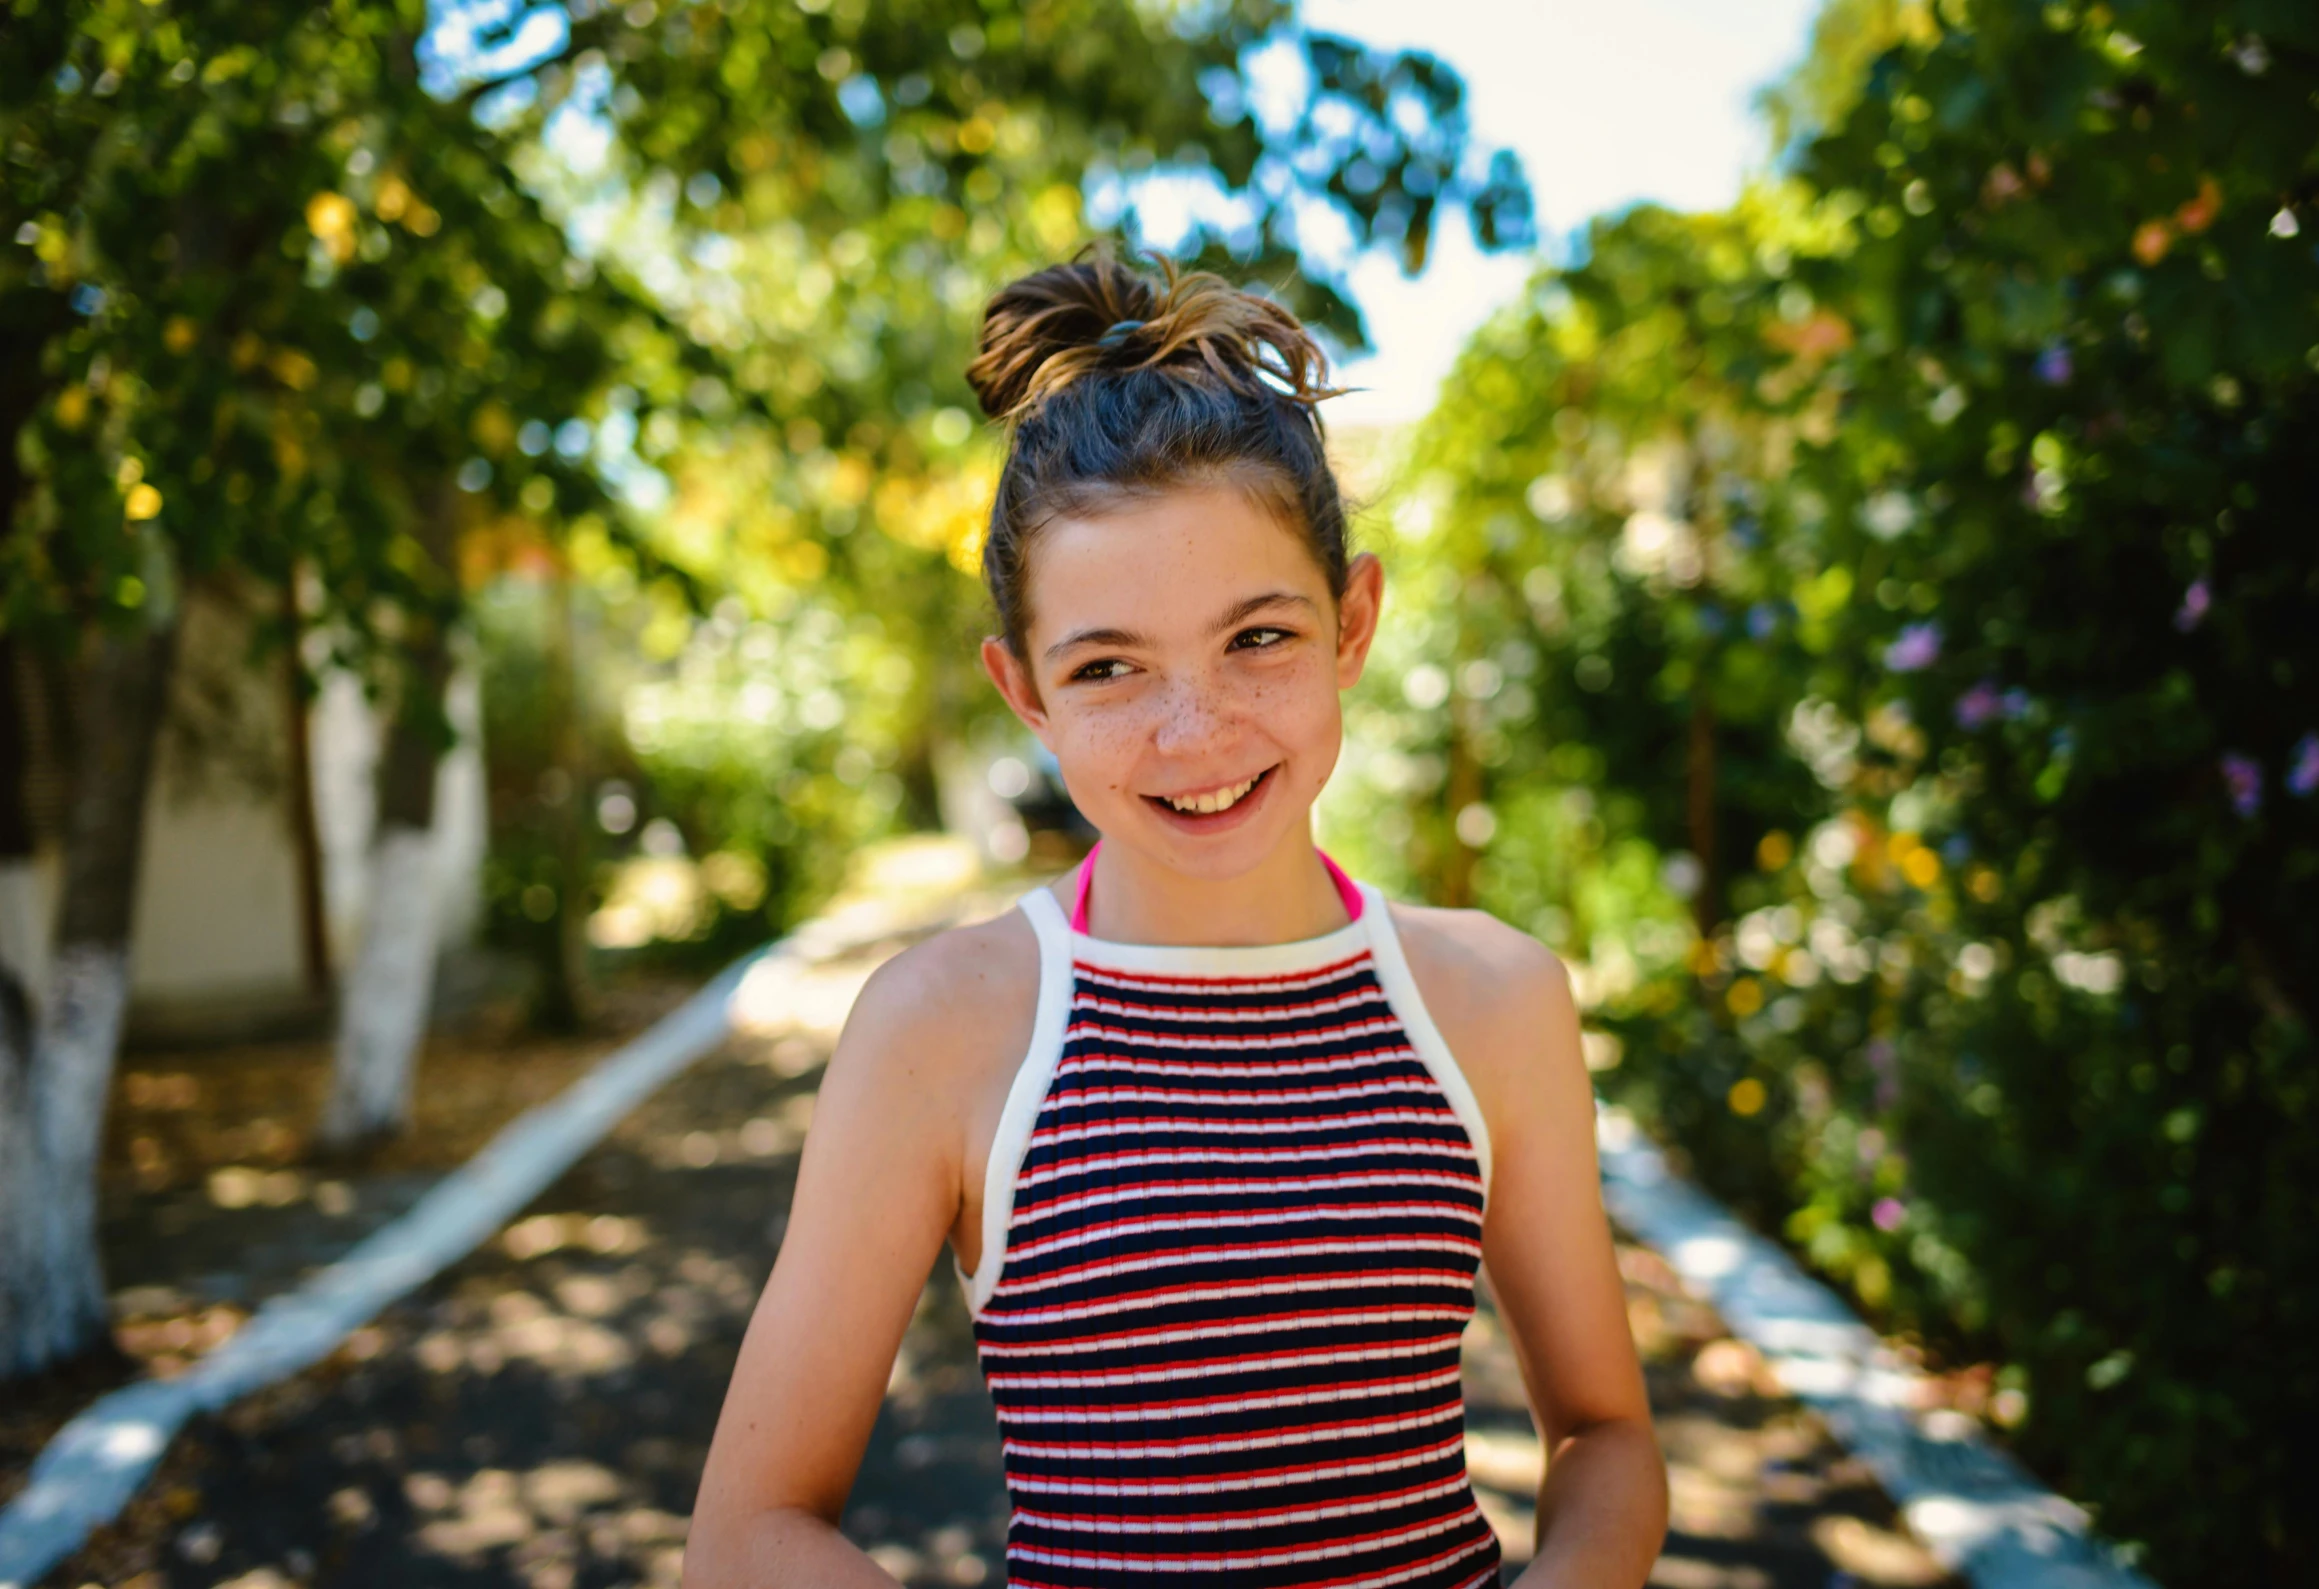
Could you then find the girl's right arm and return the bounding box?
[680,937,986,1586]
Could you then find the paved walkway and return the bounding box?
[42,928,1957,1589]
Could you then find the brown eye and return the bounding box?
[1233,626,1292,650]
[1071,658,1131,683]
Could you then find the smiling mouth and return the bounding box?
[1147,764,1277,816]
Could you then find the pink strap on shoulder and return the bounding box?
[1068,837,1362,935]
[1068,838,1103,934]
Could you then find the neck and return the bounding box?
[1072,832,1356,946]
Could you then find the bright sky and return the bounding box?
[1301,0,1824,424]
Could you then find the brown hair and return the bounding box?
[966,247,1351,660]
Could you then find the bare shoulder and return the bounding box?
[830,900,1043,1103]
[1383,898,1580,1113]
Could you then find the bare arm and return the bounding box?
[1458,929,1668,1586]
[681,943,977,1587]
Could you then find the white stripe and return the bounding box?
[985,1269,1476,1327]
[1061,1017,1413,1053]
[1039,1078,1443,1112]
[1017,1475,1471,1533]
[1001,1401,1463,1459]
[1018,1139,1481,1193]
[1007,1507,1484,1574]
[1071,988,1388,1024]
[1006,1202,1483,1264]
[1007,1434,1468,1494]
[1053,1051,1424,1081]
[1029,1105,1463,1147]
[1072,959,1371,996]
[993,1235,1482,1299]
[974,1304,1475,1358]
[997,1366,1461,1424]
[987,1337,1455,1390]
[1013,1170,1485,1225]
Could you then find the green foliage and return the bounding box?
[1371,4,2318,1580]
[5,0,1536,992]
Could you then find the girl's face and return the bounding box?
[982,482,1383,882]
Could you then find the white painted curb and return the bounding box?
[1595,1105,2159,1589]
[0,907,2163,1589]
[0,890,953,1589]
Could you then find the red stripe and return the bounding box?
[1027,1105,1464,1146]
[984,1266,1479,1321]
[1073,987,1389,1021]
[1015,1471,1471,1530]
[1005,1201,1483,1259]
[1005,1431,1470,1492]
[1006,1505,1489,1569]
[1042,1077,1445,1111]
[1070,948,1374,988]
[975,1302,1475,1357]
[1063,1013,1410,1048]
[1001,1400,1464,1458]
[986,1333,1461,1388]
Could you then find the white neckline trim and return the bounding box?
[957,884,1079,1316]
[1062,895,1373,977]
[1355,881,1494,1200]
[956,878,1495,1318]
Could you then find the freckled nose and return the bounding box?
[1150,674,1234,756]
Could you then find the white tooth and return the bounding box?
[1166,773,1261,814]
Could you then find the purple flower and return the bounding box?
[2289,734,2319,798]
[2174,578,2211,632]
[1872,1197,1908,1233]
[2220,752,2263,818]
[1884,621,1942,673]
[2035,343,2074,385]
[1955,679,2004,728]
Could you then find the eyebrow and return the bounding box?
[1043,590,1319,664]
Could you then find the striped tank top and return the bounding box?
[957,841,1502,1588]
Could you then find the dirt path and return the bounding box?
[38,937,1958,1589]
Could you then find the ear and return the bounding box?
[981,634,1057,749]
[1332,551,1385,691]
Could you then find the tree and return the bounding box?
[1,0,1533,1372]
[1380,2,2316,1578]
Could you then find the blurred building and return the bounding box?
[2,576,486,1046]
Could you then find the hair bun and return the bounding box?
[965,245,1340,422]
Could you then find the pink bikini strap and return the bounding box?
[1068,837,1363,935]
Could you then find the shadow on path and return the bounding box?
[42,931,1959,1589]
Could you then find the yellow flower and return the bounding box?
[125,483,163,520]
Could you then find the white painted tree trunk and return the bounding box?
[23,942,132,1360]
[0,612,176,1378]
[0,960,38,1379]
[0,861,48,1018]
[319,823,440,1150]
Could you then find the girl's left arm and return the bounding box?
[1466,932,1669,1586]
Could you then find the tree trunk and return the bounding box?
[1,617,178,1376]
[532,557,590,1033]
[319,493,459,1151]
[282,578,331,998]
[0,634,43,1378]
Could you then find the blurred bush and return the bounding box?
[1325,3,2317,1580]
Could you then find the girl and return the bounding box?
[684,252,1668,1587]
